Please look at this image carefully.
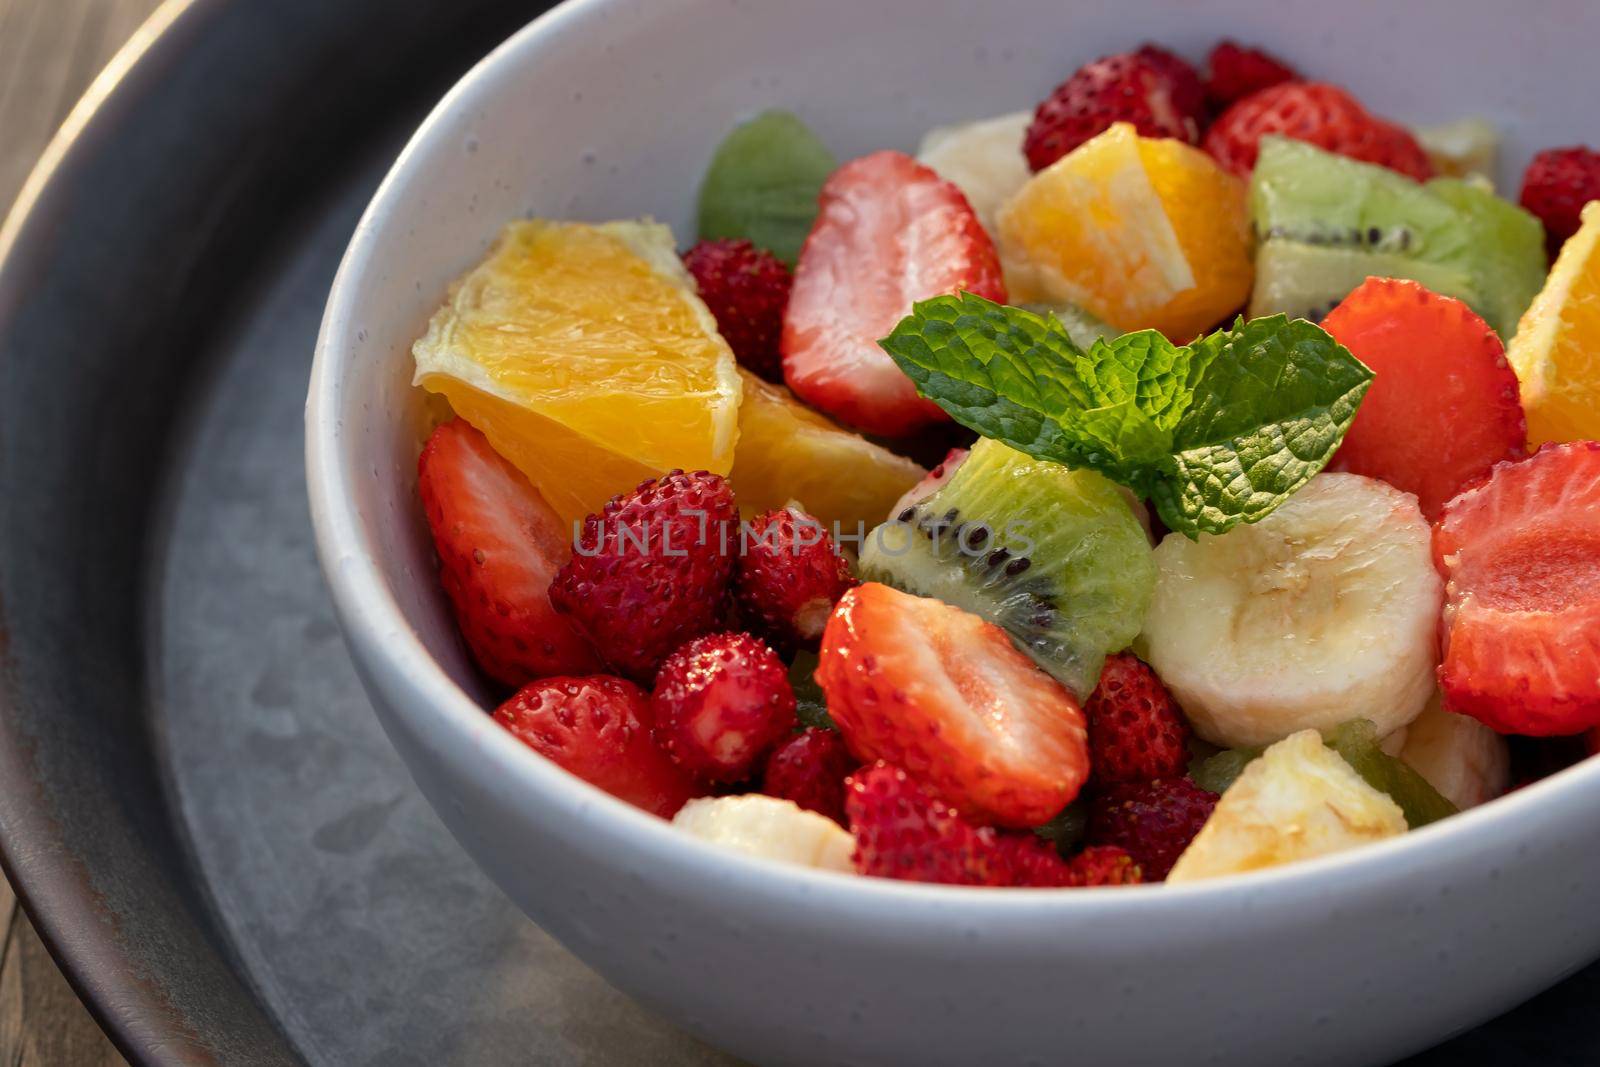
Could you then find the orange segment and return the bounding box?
[997,122,1253,342]
[1507,201,1600,447]
[412,219,741,524]
[728,370,925,534]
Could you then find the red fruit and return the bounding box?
[551,470,738,682]
[782,151,1006,437]
[1023,48,1206,172]
[762,727,857,824]
[1519,146,1600,257]
[888,446,968,520]
[682,238,792,381]
[417,419,601,688]
[651,632,797,781]
[1588,728,1600,757]
[1203,40,1299,109]
[1060,845,1145,888]
[1434,443,1600,736]
[1202,82,1432,180]
[844,762,1077,887]
[1085,653,1191,785]
[494,675,698,817]
[736,508,855,647]
[1088,778,1217,882]
[817,583,1090,827]
[1322,278,1526,521]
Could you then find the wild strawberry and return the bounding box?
[551,470,738,682]
[1088,777,1218,881]
[1519,146,1600,257]
[1062,845,1144,887]
[1203,82,1432,179]
[735,508,855,648]
[417,419,601,688]
[494,675,699,817]
[1023,47,1207,172]
[1202,40,1299,109]
[762,726,857,824]
[782,151,1005,437]
[652,632,797,781]
[1323,278,1526,520]
[682,238,791,381]
[1435,443,1600,735]
[818,583,1089,828]
[1086,653,1191,785]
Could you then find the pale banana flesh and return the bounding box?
[917,110,1032,240]
[672,795,855,873]
[1399,694,1512,810]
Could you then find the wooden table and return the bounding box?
[1,3,164,1061]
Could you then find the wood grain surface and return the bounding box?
[1,3,165,1062]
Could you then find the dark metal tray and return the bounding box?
[0,0,1597,1062]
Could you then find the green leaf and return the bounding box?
[788,650,834,731]
[696,110,836,266]
[1031,799,1089,855]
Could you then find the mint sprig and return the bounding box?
[879,293,1373,538]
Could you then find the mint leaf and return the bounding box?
[788,650,834,731]
[1153,315,1374,536]
[879,295,1372,538]
[697,110,836,266]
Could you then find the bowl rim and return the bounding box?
[306,0,1600,913]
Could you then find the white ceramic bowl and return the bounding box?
[307,1,1600,1062]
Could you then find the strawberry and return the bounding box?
[1203,82,1432,180]
[1322,278,1526,521]
[781,151,1006,437]
[1060,845,1144,887]
[762,726,857,824]
[682,238,791,381]
[494,675,699,817]
[1085,653,1191,785]
[1202,40,1299,109]
[1434,443,1600,736]
[651,632,797,781]
[417,419,601,688]
[551,470,738,682]
[844,762,1085,886]
[1519,146,1600,257]
[817,582,1089,828]
[735,508,855,648]
[888,446,968,521]
[1023,47,1207,172]
[1588,728,1600,758]
[1088,777,1217,881]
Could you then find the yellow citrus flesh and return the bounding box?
[997,123,1253,342]
[729,370,925,533]
[1507,201,1600,447]
[413,219,742,524]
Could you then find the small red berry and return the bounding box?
[1203,40,1299,109]
[652,632,797,782]
[1519,146,1600,257]
[1085,653,1191,785]
[1088,777,1218,882]
[762,727,857,824]
[1024,47,1207,172]
[736,508,855,648]
[682,238,792,381]
[1203,82,1432,180]
[1060,845,1145,887]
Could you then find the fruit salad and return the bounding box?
[406,37,1600,888]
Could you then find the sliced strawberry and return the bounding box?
[1435,443,1600,735]
[781,151,1005,437]
[817,583,1089,827]
[1203,82,1432,179]
[494,675,699,817]
[1023,47,1207,172]
[1323,278,1526,521]
[1203,40,1299,109]
[418,419,601,688]
[1520,146,1600,257]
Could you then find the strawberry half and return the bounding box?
[418,419,601,688]
[1023,47,1207,172]
[781,151,1005,437]
[1203,81,1432,179]
[1435,443,1600,736]
[494,675,699,817]
[1323,278,1527,521]
[817,583,1089,827]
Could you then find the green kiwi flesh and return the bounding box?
[856,438,1156,701]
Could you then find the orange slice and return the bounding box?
[1507,201,1600,447]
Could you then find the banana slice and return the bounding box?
[1139,473,1442,748]
[1398,694,1511,810]
[917,111,1032,237]
[1168,729,1407,883]
[1414,117,1499,182]
[672,795,855,872]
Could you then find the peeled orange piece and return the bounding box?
[997,122,1253,342]
[729,370,925,532]
[1507,201,1600,447]
[413,219,742,524]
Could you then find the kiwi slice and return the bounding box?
[1249,137,1545,337]
[857,438,1156,700]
